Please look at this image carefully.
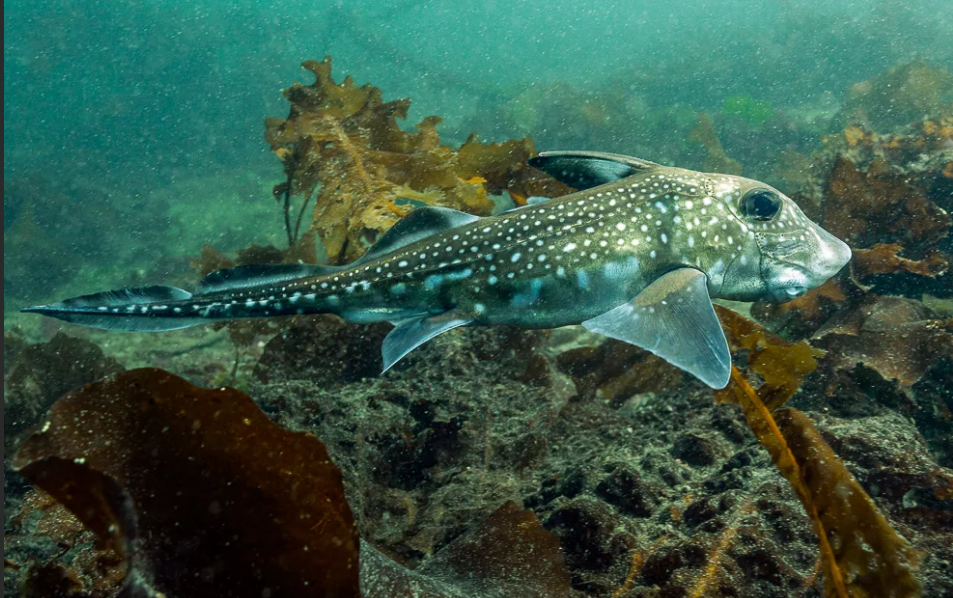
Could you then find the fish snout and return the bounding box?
[812,225,852,281]
[761,224,852,303]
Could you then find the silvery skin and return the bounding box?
[24,151,851,388]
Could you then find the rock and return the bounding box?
[595,462,657,517]
[671,433,723,467]
[546,496,628,573]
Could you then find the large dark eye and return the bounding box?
[741,188,782,221]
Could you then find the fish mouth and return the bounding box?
[773,285,808,302]
[755,238,813,303]
[762,260,812,303]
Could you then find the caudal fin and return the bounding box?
[21,286,205,332]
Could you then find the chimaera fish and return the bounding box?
[23,152,851,388]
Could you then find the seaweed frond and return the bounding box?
[852,243,949,280]
[715,305,823,410]
[688,500,755,598]
[824,155,950,254]
[13,368,572,598]
[717,367,922,597]
[265,57,570,263]
[612,535,667,598]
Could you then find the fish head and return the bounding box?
[702,174,852,302]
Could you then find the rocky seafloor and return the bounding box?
[4,302,952,597]
[250,318,953,597]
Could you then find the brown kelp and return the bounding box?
[264,57,568,263]
[706,107,953,592]
[757,113,952,337]
[812,295,953,398]
[14,368,361,597]
[4,330,123,446]
[750,105,953,477]
[716,367,922,597]
[820,117,952,259]
[823,154,950,255]
[715,306,823,411]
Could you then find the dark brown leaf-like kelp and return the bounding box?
[13,368,361,598]
[265,57,569,262]
[817,117,952,270]
[852,244,949,281]
[812,295,953,396]
[756,112,953,341]
[4,331,124,441]
[823,155,950,254]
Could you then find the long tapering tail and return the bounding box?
[20,263,342,332]
[21,286,207,331]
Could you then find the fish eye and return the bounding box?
[740,188,782,221]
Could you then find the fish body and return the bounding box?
[24,152,851,388]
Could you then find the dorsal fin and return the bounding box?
[529,151,659,190]
[357,206,481,264]
[194,264,339,295]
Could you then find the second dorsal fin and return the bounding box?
[194,263,340,295]
[357,206,482,264]
[529,151,659,191]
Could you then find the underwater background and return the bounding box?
[4,1,953,596]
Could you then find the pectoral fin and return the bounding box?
[382,312,473,373]
[581,268,731,389]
